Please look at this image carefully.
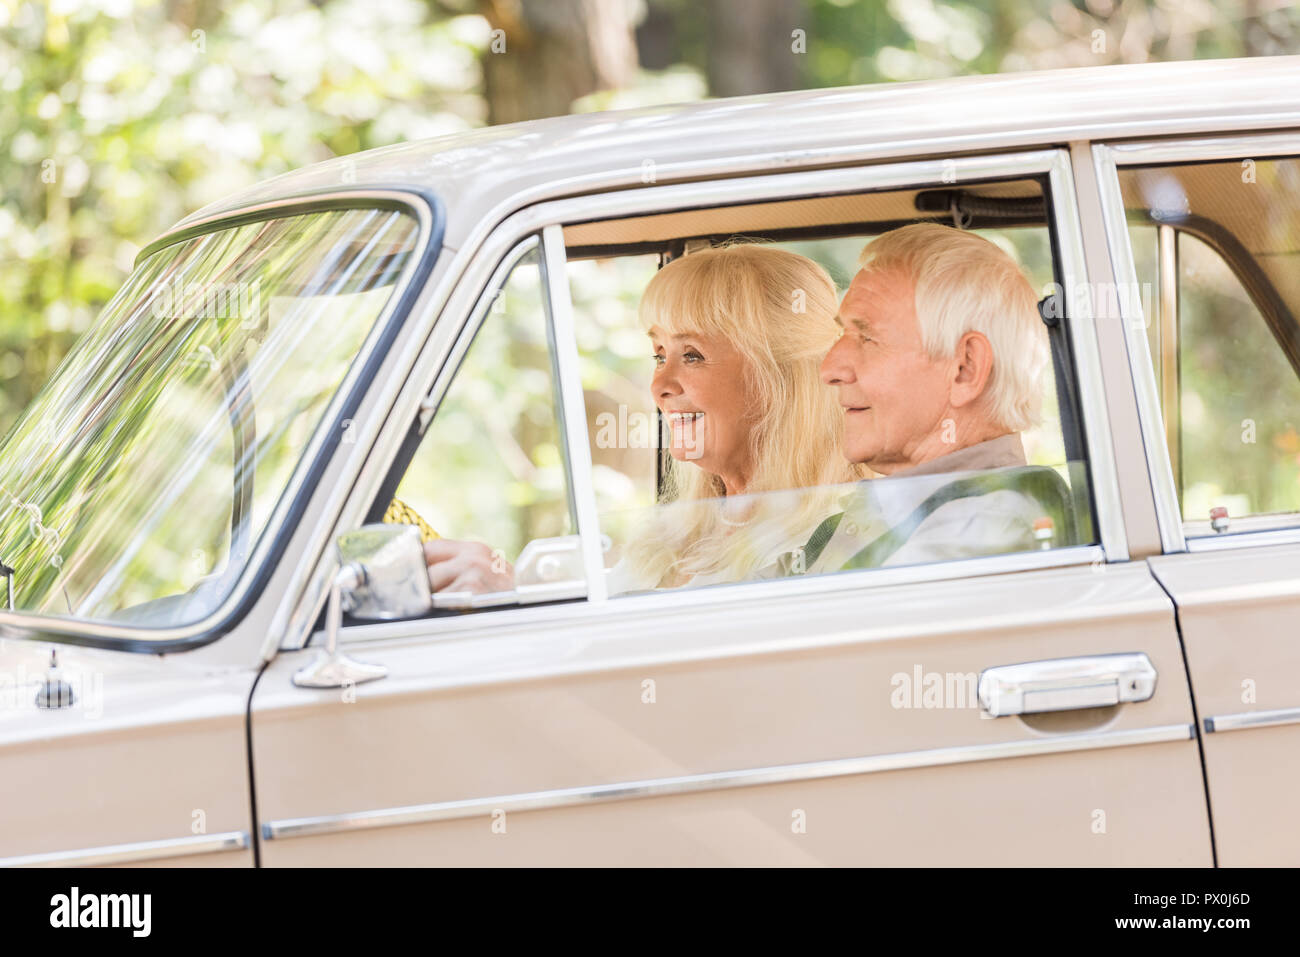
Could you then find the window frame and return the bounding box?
[1094,132,1300,553]
[367,230,599,614]
[312,148,1127,649]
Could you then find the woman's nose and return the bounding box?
[653,363,681,400]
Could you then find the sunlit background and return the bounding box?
[4,0,1299,436]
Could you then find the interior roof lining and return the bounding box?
[562,178,1046,251]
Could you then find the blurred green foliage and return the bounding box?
[4,0,1300,472]
[1,0,485,434]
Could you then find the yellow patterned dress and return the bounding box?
[382,497,440,543]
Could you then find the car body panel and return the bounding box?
[1148,544,1300,866]
[0,639,255,867]
[251,563,1210,866]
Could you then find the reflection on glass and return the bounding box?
[570,225,1069,554]
[1121,157,1300,526]
[0,207,420,629]
[395,245,574,563]
[603,462,1094,596]
[1177,232,1300,520]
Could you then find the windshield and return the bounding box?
[0,205,421,632]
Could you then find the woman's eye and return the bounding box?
[651,353,665,365]
[683,351,704,363]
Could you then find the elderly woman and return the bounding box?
[423,242,864,595]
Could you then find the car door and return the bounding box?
[1095,135,1300,866]
[249,149,1211,866]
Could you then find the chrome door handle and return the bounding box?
[978,653,1157,717]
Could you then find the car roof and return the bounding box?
[175,56,1300,249]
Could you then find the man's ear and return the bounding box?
[949,330,994,409]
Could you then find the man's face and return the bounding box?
[820,266,954,474]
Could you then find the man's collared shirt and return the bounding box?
[892,432,1028,476]
[803,432,1046,574]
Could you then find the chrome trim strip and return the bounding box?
[0,190,436,650]
[542,224,607,602]
[1106,131,1300,166]
[1091,144,1186,555]
[264,723,1193,841]
[1050,150,1129,562]
[1205,707,1300,734]
[0,830,249,868]
[1186,525,1300,552]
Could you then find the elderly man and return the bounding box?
[803,222,1066,572]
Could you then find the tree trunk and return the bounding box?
[705,0,803,98]
[480,0,640,124]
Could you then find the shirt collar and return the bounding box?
[890,432,1027,478]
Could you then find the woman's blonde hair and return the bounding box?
[619,242,863,588]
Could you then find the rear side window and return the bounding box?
[1121,157,1300,535]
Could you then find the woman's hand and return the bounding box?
[424,539,514,595]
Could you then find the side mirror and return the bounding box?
[293,523,430,689]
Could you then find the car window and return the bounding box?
[384,240,577,609]
[564,183,1096,597]
[0,206,422,628]
[1120,156,1300,534]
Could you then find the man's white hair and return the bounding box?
[858,222,1049,433]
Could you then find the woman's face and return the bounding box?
[649,325,757,494]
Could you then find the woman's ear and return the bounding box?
[949,330,994,409]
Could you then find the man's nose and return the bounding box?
[820,335,853,386]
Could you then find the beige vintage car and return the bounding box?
[1,56,1298,867]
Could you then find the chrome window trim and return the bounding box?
[1185,525,1300,553]
[1106,131,1300,166]
[1048,149,1128,561]
[1096,131,1300,553]
[262,723,1193,841]
[0,830,249,868]
[542,224,607,601]
[0,190,438,653]
[1092,144,1187,555]
[291,149,1127,652]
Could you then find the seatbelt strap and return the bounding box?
[800,511,844,568]
[1039,293,1085,463]
[841,473,1011,570]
